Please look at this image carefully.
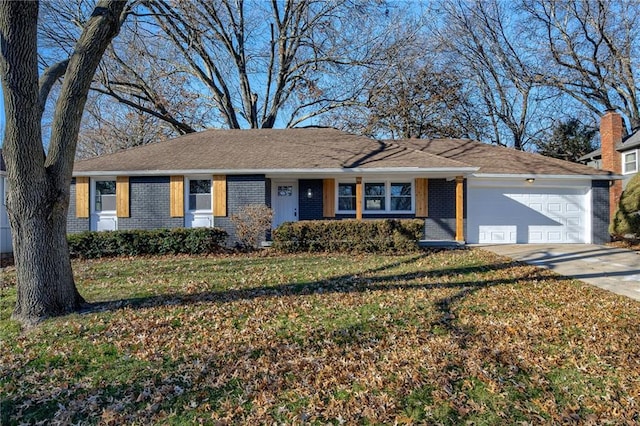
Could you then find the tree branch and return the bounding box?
[38,59,69,119]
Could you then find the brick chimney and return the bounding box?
[600,110,623,218]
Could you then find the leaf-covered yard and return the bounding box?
[1,249,639,424]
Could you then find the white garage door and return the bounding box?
[468,185,589,244]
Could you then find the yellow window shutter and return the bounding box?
[323,179,335,218]
[75,177,89,218]
[170,176,184,217]
[116,176,130,218]
[213,175,227,217]
[415,178,428,218]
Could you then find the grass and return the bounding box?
[1,248,640,424]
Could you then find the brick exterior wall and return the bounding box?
[299,179,324,220]
[214,175,268,245]
[600,111,623,218]
[67,178,90,233]
[591,180,611,244]
[68,175,471,243]
[424,179,467,240]
[118,176,184,230]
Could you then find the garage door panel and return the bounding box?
[529,231,544,242]
[547,202,562,213]
[479,226,516,243]
[566,203,580,212]
[566,217,581,226]
[469,185,588,244]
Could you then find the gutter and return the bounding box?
[73,167,480,177]
[472,173,623,181]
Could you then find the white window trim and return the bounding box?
[91,177,117,214]
[185,176,213,213]
[335,179,415,214]
[336,181,357,214]
[623,150,638,175]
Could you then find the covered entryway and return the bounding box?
[272,180,298,228]
[467,180,590,244]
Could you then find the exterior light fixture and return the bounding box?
[307,188,313,198]
[526,178,535,183]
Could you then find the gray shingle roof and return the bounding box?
[73,128,474,174]
[396,138,613,176]
[73,128,612,177]
[579,130,640,161]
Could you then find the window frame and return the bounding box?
[336,182,357,213]
[92,178,117,213]
[335,179,415,214]
[186,176,213,213]
[389,182,413,212]
[623,150,638,174]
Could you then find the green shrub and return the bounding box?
[67,227,228,259]
[610,172,640,237]
[272,219,424,254]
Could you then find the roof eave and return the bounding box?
[472,173,622,181]
[73,167,480,178]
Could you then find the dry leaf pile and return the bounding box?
[1,249,639,424]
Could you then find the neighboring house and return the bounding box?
[70,127,616,245]
[580,110,640,217]
[0,149,11,254]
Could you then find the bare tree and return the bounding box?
[76,94,179,158]
[38,0,206,157]
[90,19,207,136]
[142,0,387,129]
[523,0,640,130]
[332,60,483,140]
[434,0,557,150]
[0,0,128,326]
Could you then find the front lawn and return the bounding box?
[1,249,639,424]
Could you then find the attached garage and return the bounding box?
[467,179,591,244]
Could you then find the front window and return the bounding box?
[189,179,211,211]
[390,183,412,211]
[337,180,414,213]
[95,180,116,212]
[364,183,386,211]
[623,151,638,174]
[338,183,356,211]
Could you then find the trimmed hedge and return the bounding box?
[67,227,228,259]
[272,219,424,253]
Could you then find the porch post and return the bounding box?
[356,177,363,220]
[455,176,464,242]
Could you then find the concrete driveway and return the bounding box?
[478,244,640,301]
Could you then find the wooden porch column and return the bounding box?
[455,176,464,242]
[355,177,363,220]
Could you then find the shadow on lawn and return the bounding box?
[19,254,591,424]
[82,254,563,320]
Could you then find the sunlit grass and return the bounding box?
[1,249,639,424]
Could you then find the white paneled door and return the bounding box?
[272,181,298,228]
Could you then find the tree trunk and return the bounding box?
[0,0,127,326]
[9,193,83,325]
